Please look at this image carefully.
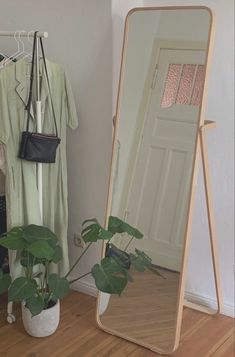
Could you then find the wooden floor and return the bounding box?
[0,291,234,357]
[100,269,180,351]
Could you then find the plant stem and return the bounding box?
[69,272,91,285]
[124,235,134,252]
[45,261,49,288]
[45,291,53,307]
[64,242,92,279]
[40,264,46,301]
[27,252,29,278]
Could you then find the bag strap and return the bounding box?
[25,31,58,137]
[25,31,37,132]
[39,37,58,137]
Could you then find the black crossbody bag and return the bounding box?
[19,31,61,163]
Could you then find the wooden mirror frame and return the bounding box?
[96,6,219,354]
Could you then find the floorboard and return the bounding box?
[0,291,234,356]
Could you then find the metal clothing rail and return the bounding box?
[0,31,48,38]
[0,30,48,323]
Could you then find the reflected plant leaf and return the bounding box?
[108,216,143,239]
[91,257,128,295]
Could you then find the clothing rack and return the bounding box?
[0,31,48,323]
[0,31,48,221]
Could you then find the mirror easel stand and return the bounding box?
[184,120,223,315]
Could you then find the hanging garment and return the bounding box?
[0,166,7,271]
[0,171,5,196]
[0,110,8,272]
[0,195,8,272]
[0,144,6,196]
[0,58,78,279]
[0,143,6,175]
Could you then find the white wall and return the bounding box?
[157,9,210,41]
[0,0,233,317]
[0,0,112,295]
[112,0,234,317]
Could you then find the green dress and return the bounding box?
[0,58,78,278]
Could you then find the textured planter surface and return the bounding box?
[22,300,60,337]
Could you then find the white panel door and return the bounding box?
[123,47,206,271]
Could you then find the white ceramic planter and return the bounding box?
[22,300,60,337]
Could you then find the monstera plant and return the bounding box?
[0,216,162,337]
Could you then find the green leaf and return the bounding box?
[25,295,44,317]
[0,227,27,250]
[129,249,164,278]
[0,270,11,295]
[82,225,100,242]
[108,216,143,239]
[130,249,152,272]
[8,277,37,302]
[111,256,134,283]
[48,274,70,300]
[91,257,127,295]
[23,225,58,245]
[147,265,166,279]
[122,268,134,282]
[106,244,133,282]
[129,254,145,272]
[82,218,98,226]
[26,240,55,260]
[32,272,43,279]
[81,223,98,235]
[99,228,113,240]
[47,238,58,248]
[82,222,113,243]
[20,250,43,267]
[136,249,152,265]
[5,226,24,237]
[107,243,130,269]
[107,216,122,233]
[51,246,63,264]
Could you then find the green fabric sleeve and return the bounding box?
[64,71,79,130]
[0,75,10,144]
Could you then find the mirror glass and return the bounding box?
[97,7,212,353]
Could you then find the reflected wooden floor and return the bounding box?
[0,290,234,356]
[100,268,180,351]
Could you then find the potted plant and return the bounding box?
[0,216,162,337]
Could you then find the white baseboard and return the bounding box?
[185,291,235,318]
[71,279,235,318]
[71,278,98,297]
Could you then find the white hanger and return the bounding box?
[13,30,27,60]
[0,32,20,68]
[0,51,8,61]
[22,30,34,62]
[0,40,10,63]
[1,31,21,67]
[1,30,24,67]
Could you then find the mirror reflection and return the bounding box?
[98,8,211,353]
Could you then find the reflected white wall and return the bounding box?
[112,12,160,215]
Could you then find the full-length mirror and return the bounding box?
[97,7,212,354]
